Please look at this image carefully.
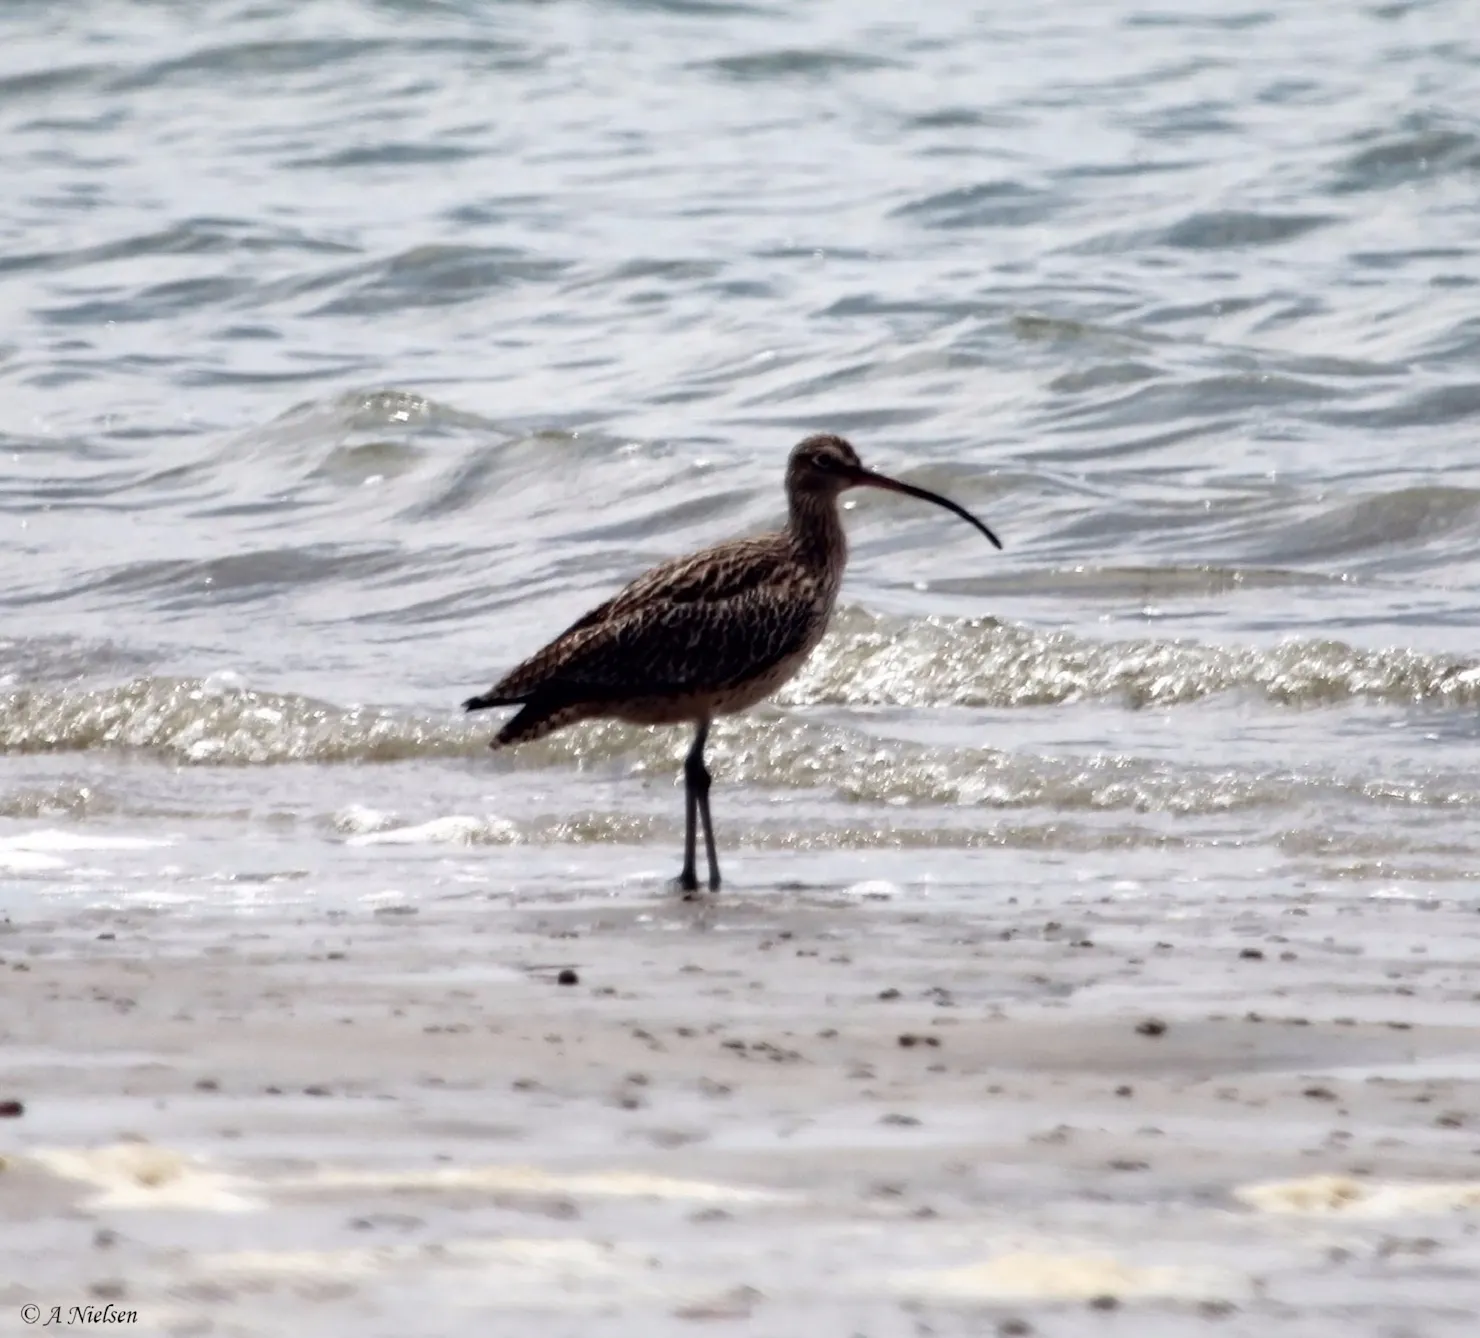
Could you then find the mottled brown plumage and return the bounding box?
[464,433,1000,893]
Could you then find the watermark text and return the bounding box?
[21,1304,139,1326]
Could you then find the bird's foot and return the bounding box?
[675,868,720,899]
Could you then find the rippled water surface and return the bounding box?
[3,0,1479,900]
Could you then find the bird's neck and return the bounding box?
[786,488,848,582]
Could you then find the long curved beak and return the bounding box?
[846,466,1003,550]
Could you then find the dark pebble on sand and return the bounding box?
[1135,1018,1167,1037]
[1088,1294,1120,1311]
[557,968,579,986]
[0,1099,24,1117]
[878,988,901,1001]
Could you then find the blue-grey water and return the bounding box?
[2,0,1479,893]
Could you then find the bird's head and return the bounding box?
[785,433,1002,549]
[786,433,864,497]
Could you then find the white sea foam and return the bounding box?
[1237,1175,1480,1218]
[346,815,517,846]
[29,1144,261,1212]
[0,829,169,852]
[0,828,170,872]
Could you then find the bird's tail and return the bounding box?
[491,700,595,748]
[464,687,595,748]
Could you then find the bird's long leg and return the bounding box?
[697,784,721,891]
[681,719,720,893]
[693,720,721,891]
[679,730,701,894]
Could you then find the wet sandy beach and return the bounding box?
[6,840,1480,1336]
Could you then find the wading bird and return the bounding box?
[463,434,1001,893]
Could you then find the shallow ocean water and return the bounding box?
[2,0,1479,905]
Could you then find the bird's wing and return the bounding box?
[489,537,819,703]
[557,535,786,633]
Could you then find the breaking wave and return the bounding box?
[4,618,1480,774]
[0,675,477,765]
[784,609,1480,710]
[3,622,1479,819]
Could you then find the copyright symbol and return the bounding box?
[21,1305,40,1324]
